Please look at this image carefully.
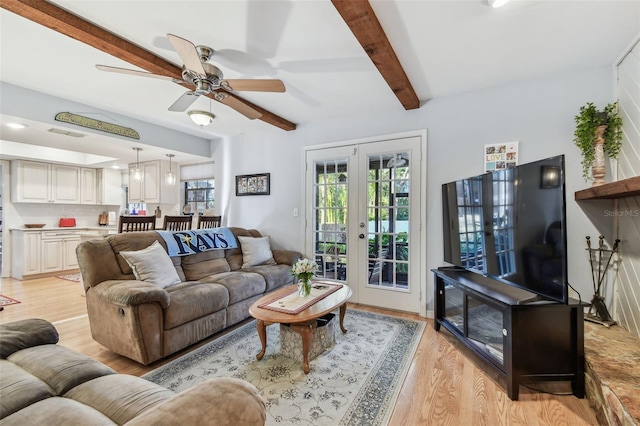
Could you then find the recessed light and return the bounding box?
[111,165,120,169]
[482,0,511,7]
[7,122,28,129]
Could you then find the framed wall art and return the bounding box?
[236,173,271,196]
[484,141,519,172]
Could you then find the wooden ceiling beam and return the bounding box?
[331,0,420,110]
[1,0,296,131]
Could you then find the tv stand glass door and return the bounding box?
[434,267,585,401]
[442,279,506,367]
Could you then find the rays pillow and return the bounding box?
[119,240,181,288]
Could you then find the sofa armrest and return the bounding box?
[0,318,59,359]
[125,378,266,426]
[89,280,171,309]
[272,249,301,266]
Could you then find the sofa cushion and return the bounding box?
[164,282,230,329]
[120,241,181,289]
[0,318,59,359]
[65,374,174,425]
[8,345,116,395]
[181,249,231,281]
[242,264,295,292]
[199,271,266,305]
[0,396,116,426]
[238,236,276,268]
[0,360,55,419]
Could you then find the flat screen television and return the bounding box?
[442,155,568,303]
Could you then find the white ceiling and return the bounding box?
[1,0,639,167]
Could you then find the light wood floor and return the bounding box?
[0,276,598,425]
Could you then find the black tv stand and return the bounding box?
[433,267,585,400]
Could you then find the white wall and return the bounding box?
[214,65,615,315]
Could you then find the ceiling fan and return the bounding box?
[96,34,286,119]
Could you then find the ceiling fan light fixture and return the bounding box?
[482,0,512,7]
[188,110,215,128]
[165,154,177,186]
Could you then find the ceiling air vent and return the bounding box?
[48,128,86,138]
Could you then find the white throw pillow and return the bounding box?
[238,236,276,268]
[119,241,181,288]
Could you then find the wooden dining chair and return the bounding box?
[118,215,156,233]
[197,215,222,229]
[163,215,193,231]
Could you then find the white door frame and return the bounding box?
[303,130,428,317]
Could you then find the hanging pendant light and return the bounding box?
[131,147,143,182]
[165,154,176,186]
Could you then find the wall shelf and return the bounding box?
[574,176,640,201]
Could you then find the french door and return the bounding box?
[305,136,423,313]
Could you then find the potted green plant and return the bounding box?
[573,102,623,183]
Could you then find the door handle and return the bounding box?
[359,234,365,239]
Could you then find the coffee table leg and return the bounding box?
[256,319,267,361]
[339,303,348,333]
[291,323,314,374]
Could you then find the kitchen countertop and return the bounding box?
[10,226,118,232]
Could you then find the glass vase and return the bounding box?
[298,278,312,297]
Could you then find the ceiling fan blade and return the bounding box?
[96,65,182,82]
[167,33,207,75]
[221,79,286,93]
[168,91,200,112]
[217,94,262,119]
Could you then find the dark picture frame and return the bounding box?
[236,173,271,196]
[540,165,560,188]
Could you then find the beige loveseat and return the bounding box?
[76,227,300,364]
[0,318,266,425]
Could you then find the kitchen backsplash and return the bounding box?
[9,203,123,228]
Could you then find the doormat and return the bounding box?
[0,294,21,307]
[55,273,81,282]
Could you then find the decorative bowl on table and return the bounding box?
[24,224,46,228]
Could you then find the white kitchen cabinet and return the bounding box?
[51,165,81,203]
[11,160,81,204]
[11,230,41,279]
[81,168,97,204]
[128,160,177,204]
[11,160,50,203]
[41,231,81,273]
[63,237,81,269]
[11,230,82,279]
[41,238,63,273]
[97,168,122,205]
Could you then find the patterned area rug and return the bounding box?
[0,294,21,307]
[144,309,425,425]
[55,273,81,282]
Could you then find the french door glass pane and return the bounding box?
[313,159,348,281]
[367,152,410,290]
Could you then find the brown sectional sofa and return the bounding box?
[76,227,300,364]
[0,318,266,425]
